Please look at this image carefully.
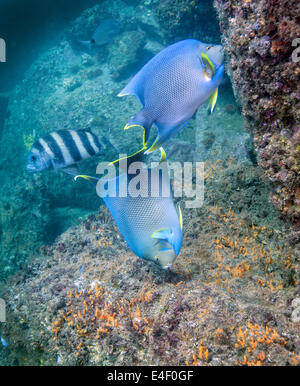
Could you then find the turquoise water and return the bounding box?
[0,0,298,367]
[0,0,227,279]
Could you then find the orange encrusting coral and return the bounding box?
[51,281,157,359]
[233,322,287,366]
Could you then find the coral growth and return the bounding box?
[0,161,299,366]
[154,0,220,44]
[214,0,300,226]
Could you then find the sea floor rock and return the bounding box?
[0,160,299,366]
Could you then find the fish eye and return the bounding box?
[206,46,211,51]
[31,155,37,162]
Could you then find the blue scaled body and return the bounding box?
[119,39,225,154]
[76,152,183,269]
[101,171,182,268]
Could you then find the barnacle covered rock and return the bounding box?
[214,0,300,226]
[0,160,299,366]
[154,0,220,44]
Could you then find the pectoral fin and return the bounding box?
[152,229,173,252]
[61,164,79,176]
[201,52,216,81]
[207,88,218,114]
[152,227,173,243]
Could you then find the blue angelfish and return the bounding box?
[118,39,225,155]
[75,149,183,269]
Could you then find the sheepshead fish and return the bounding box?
[26,129,115,175]
[117,39,224,156]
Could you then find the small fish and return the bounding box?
[1,337,8,347]
[26,129,113,175]
[117,39,224,158]
[75,149,183,269]
[80,19,120,51]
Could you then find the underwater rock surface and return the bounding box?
[214,0,300,227]
[0,0,299,367]
[0,160,299,366]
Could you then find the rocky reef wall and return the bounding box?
[214,0,300,228]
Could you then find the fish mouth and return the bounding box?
[162,263,173,270]
[217,45,225,56]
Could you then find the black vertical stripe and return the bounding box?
[32,140,44,154]
[92,133,102,153]
[77,130,96,156]
[43,133,65,165]
[58,130,82,163]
